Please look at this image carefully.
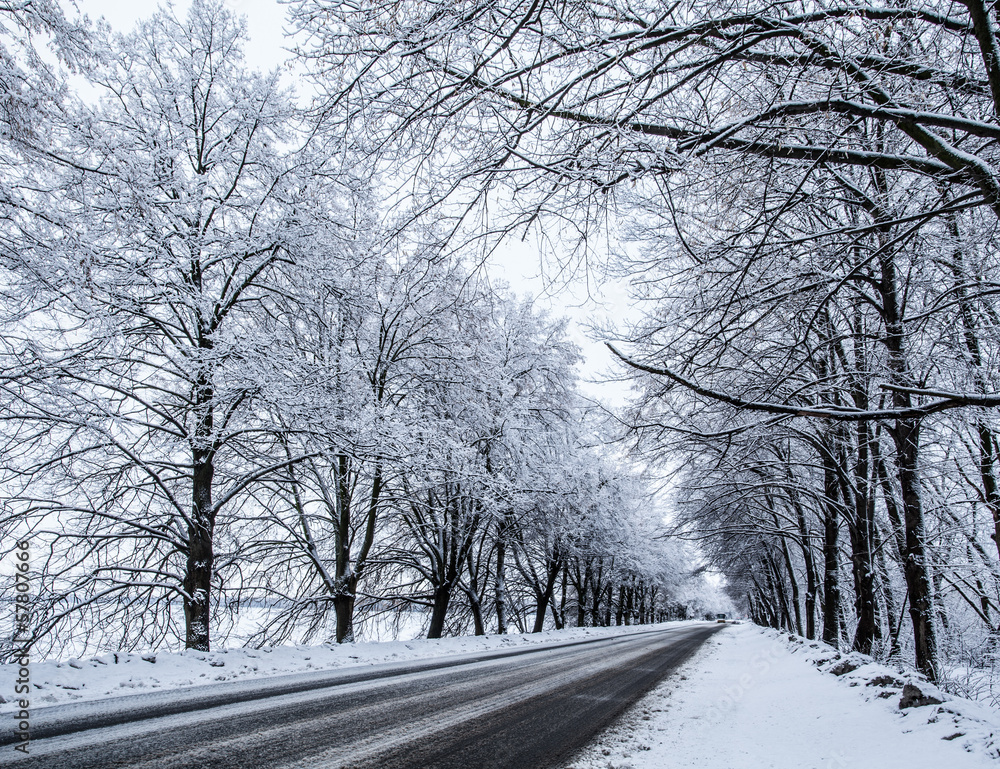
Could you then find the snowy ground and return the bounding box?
[0,621,695,713]
[564,623,1000,769]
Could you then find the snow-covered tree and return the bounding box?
[1,0,364,653]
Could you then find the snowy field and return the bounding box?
[0,621,695,713]
[565,623,1000,768]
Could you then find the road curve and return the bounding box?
[7,623,721,769]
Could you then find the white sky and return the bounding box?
[85,0,292,68]
[81,0,637,407]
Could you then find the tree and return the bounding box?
[293,0,1000,232]
[382,282,581,638]
[246,245,474,644]
[0,0,89,144]
[1,0,361,652]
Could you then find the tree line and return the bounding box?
[0,1,711,658]
[287,0,1000,688]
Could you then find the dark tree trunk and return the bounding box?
[494,515,512,634]
[549,593,564,630]
[184,471,214,651]
[792,493,818,639]
[332,452,354,643]
[821,447,842,647]
[889,409,939,677]
[780,537,803,636]
[766,553,792,631]
[334,587,356,643]
[427,585,451,639]
[867,234,939,679]
[769,496,802,635]
[873,521,902,658]
[590,565,604,627]
[977,423,1000,563]
[874,438,906,658]
[834,286,881,655]
[468,589,486,636]
[554,563,568,629]
[847,344,881,654]
[531,579,556,632]
[330,460,383,644]
[184,365,216,652]
[464,547,486,636]
[574,560,590,627]
[847,490,881,655]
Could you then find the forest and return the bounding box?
[4,0,1000,706]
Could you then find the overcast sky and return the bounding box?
[89,0,291,69]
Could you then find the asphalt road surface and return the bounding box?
[6,623,722,769]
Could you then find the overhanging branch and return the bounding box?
[606,343,1000,421]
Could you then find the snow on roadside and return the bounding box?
[563,623,1000,769]
[0,621,697,714]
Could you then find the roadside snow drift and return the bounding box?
[565,623,1000,769]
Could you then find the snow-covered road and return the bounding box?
[4,624,720,768]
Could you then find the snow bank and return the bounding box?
[0,621,695,714]
[564,623,1000,768]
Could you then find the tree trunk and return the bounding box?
[821,445,842,647]
[872,519,902,658]
[889,420,939,677]
[879,245,940,680]
[494,516,510,634]
[184,480,214,651]
[549,596,563,630]
[949,229,1000,565]
[849,380,881,655]
[771,499,803,636]
[468,588,486,636]
[792,493,818,639]
[766,553,792,631]
[555,563,568,629]
[184,365,215,652]
[590,568,604,626]
[575,561,590,627]
[427,584,451,639]
[334,586,356,643]
[464,546,486,636]
[531,552,562,633]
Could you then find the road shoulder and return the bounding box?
[562,624,1000,769]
